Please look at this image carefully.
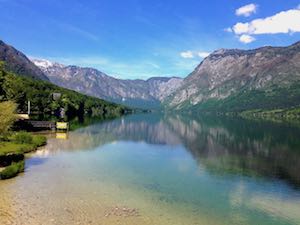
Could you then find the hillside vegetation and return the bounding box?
[0,62,127,118]
[189,82,300,113]
[166,41,300,116]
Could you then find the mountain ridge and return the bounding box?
[2,38,300,112]
[31,58,183,109]
[0,40,48,81]
[166,41,300,112]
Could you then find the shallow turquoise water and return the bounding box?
[1,113,300,225]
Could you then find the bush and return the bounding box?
[14,132,33,144]
[18,144,37,153]
[0,160,25,179]
[0,101,17,137]
[32,135,47,148]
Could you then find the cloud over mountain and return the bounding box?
[235,3,257,17]
[231,5,300,43]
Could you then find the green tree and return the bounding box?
[0,62,129,118]
[0,101,17,136]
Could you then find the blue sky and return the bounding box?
[1,0,300,79]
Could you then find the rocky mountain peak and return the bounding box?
[32,58,183,109]
[31,58,65,69]
[210,48,228,55]
[166,41,300,110]
[0,40,49,81]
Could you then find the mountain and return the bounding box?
[31,59,183,109]
[0,40,48,81]
[166,41,300,112]
[0,59,127,118]
[0,40,128,118]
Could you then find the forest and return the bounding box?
[0,62,128,119]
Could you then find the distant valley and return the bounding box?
[1,39,300,113]
[32,59,183,109]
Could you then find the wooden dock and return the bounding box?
[18,120,69,131]
[27,121,56,130]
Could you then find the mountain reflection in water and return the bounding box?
[43,113,300,188]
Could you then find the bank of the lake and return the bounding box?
[0,132,47,179]
[1,113,300,225]
[239,107,300,125]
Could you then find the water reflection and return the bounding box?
[2,113,300,225]
[165,115,300,188]
[56,132,68,140]
[44,113,300,188]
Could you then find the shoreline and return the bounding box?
[0,132,47,180]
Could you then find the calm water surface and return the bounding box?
[1,114,300,225]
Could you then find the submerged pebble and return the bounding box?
[104,205,140,218]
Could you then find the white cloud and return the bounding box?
[233,22,251,35]
[180,51,210,59]
[239,34,256,44]
[233,8,300,35]
[224,27,233,33]
[230,6,300,43]
[180,51,194,58]
[198,52,210,58]
[236,4,257,17]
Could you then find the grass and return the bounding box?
[0,161,25,179]
[0,134,47,156]
[0,132,47,180]
[0,142,33,156]
[32,135,47,148]
[14,131,33,144]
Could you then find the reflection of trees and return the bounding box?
[84,114,182,146]
[44,113,300,187]
[44,114,182,153]
[165,115,300,187]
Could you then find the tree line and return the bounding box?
[0,62,128,120]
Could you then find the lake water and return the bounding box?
[1,113,300,225]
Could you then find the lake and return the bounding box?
[1,113,300,225]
